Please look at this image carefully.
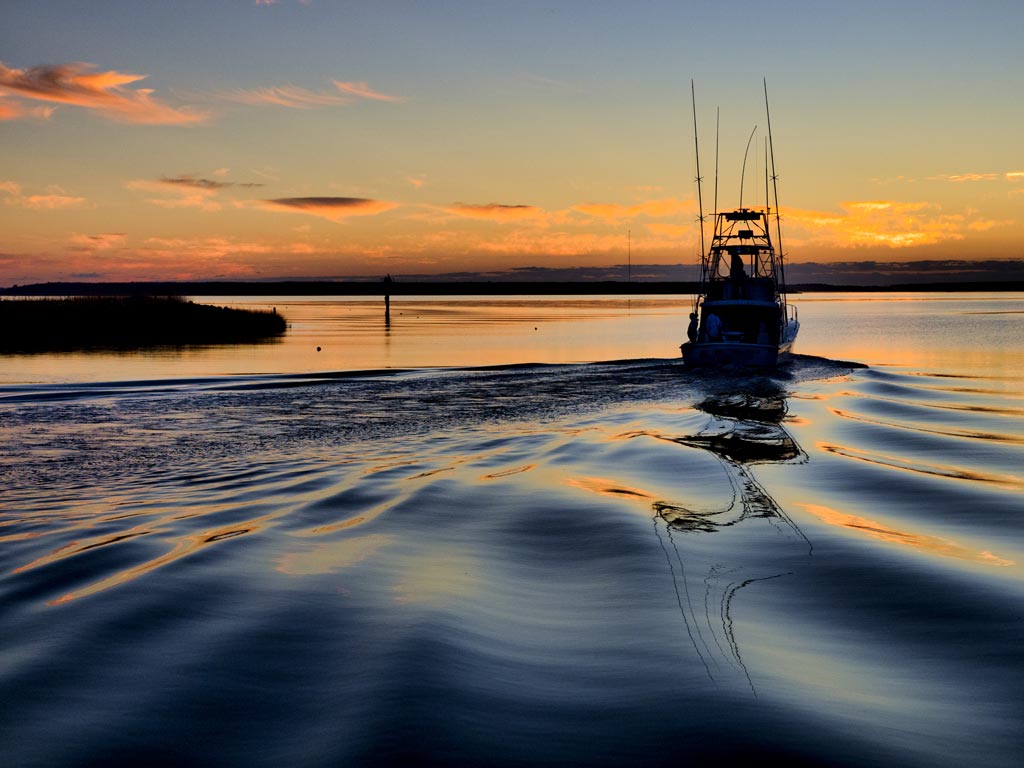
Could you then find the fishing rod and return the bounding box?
[763,78,787,298]
[738,125,757,210]
[690,80,706,268]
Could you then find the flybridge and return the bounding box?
[724,210,765,222]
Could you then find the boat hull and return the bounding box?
[681,338,794,368]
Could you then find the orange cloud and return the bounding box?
[646,222,693,238]
[256,196,399,222]
[2,183,86,209]
[0,62,206,125]
[1007,171,1024,182]
[572,198,693,220]
[69,233,127,251]
[23,194,86,209]
[0,94,55,121]
[333,81,404,102]
[784,200,989,249]
[441,203,546,222]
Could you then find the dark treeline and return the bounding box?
[4,280,1023,297]
[1,296,286,353]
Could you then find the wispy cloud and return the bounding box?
[220,80,403,109]
[220,84,347,109]
[127,174,263,211]
[333,81,404,102]
[1007,171,1024,182]
[160,174,263,190]
[255,196,399,221]
[127,178,220,211]
[441,203,546,222]
[515,72,579,93]
[928,172,1001,183]
[0,62,207,125]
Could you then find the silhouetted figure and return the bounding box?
[728,251,747,299]
[730,251,745,279]
[687,312,699,343]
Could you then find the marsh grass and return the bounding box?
[1,296,287,352]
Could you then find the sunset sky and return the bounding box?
[2,0,1022,284]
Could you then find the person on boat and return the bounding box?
[687,312,699,343]
[730,251,745,279]
[729,250,747,299]
[704,312,723,342]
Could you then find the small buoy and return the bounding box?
[316,346,321,352]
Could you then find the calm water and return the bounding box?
[2,294,1022,767]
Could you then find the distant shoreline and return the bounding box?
[3,280,1024,297]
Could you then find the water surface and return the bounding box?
[2,293,1022,766]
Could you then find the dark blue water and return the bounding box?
[2,348,1023,766]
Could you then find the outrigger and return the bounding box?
[681,81,799,368]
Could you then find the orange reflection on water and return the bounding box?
[45,513,275,606]
[818,441,1022,488]
[799,503,1013,567]
[481,463,536,480]
[565,475,655,501]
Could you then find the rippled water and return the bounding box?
[2,294,1022,767]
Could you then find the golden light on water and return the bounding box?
[799,503,1013,567]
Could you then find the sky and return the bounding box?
[2,0,1023,285]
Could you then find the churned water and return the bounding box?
[1,294,1022,766]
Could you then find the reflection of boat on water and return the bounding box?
[657,389,806,533]
[653,385,810,692]
[681,81,799,368]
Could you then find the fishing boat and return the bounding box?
[681,81,799,368]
